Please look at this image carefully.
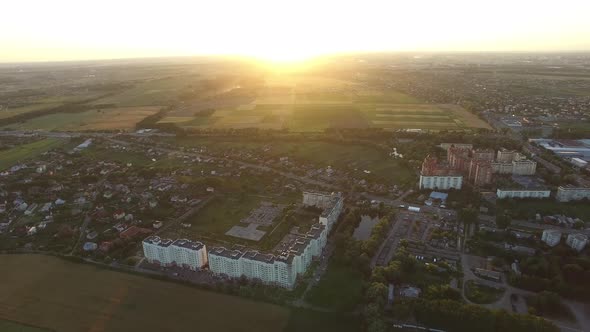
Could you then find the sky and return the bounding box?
[1,0,590,63]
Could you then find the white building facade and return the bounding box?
[556,186,590,202]
[496,189,551,199]
[566,234,588,252]
[419,175,463,190]
[143,236,207,270]
[541,230,562,247]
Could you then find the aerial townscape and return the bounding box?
[1,53,590,332]
[5,7,590,324]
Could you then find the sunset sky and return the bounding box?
[2,0,590,63]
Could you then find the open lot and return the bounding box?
[3,107,160,131]
[0,138,64,170]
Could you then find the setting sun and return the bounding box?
[1,0,589,62]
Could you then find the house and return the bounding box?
[120,226,152,240]
[113,210,125,220]
[99,241,113,252]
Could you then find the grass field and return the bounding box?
[3,107,160,131]
[0,255,359,332]
[305,263,365,311]
[0,138,64,171]
[465,280,505,304]
[173,138,416,185]
[91,75,201,107]
[0,103,63,120]
[161,101,489,132]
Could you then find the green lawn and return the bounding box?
[465,280,505,304]
[305,263,365,311]
[0,138,64,171]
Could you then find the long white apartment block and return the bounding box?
[144,191,342,289]
[143,236,207,270]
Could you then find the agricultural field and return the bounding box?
[160,100,489,132]
[90,75,203,107]
[0,255,290,332]
[0,138,65,170]
[0,103,63,120]
[3,107,160,131]
[0,255,358,332]
[0,320,52,332]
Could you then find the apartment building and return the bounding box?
[419,155,463,190]
[566,233,588,252]
[169,239,208,270]
[541,229,562,247]
[556,186,590,202]
[496,188,551,199]
[143,236,208,270]
[143,236,173,266]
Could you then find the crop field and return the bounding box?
[0,320,52,332]
[160,100,488,132]
[90,75,202,107]
[0,103,63,120]
[0,255,291,332]
[0,138,64,170]
[3,107,160,131]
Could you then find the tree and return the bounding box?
[365,282,388,308]
[496,213,512,229]
[459,207,478,236]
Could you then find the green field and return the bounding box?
[173,138,416,186]
[185,195,267,235]
[0,138,64,171]
[3,107,160,131]
[0,254,362,332]
[91,75,202,107]
[0,103,63,120]
[497,199,590,221]
[305,263,365,311]
[465,280,505,304]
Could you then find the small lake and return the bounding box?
[352,215,379,240]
